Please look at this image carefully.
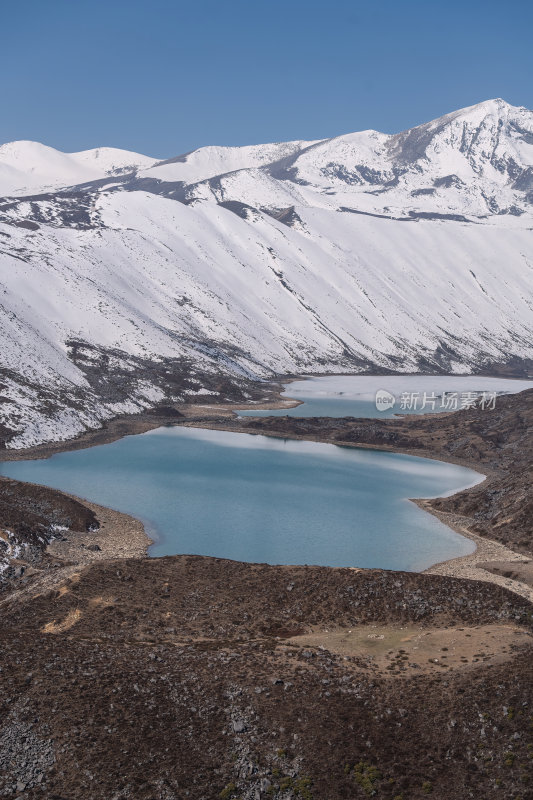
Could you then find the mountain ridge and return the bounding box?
[0,99,532,448]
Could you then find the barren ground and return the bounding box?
[1,387,532,799]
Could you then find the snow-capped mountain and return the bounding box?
[0,141,157,197]
[1,99,533,448]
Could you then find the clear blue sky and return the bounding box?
[2,0,532,158]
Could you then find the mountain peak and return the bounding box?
[472,97,510,109]
[439,97,531,126]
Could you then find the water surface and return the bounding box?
[240,375,533,418]
[0,426,482,571]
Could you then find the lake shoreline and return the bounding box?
[0,395,303,463]
[1,379,531,602]
[179,416,533,600]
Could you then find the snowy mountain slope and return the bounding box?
[143,139,321,185]
[0,99,533,448]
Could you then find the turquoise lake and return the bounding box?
[0,425,482,571]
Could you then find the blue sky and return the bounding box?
[2,0,532,157]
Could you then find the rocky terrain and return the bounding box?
[0,387,532,798]
[0,477,98,585]
[0,556,532,800]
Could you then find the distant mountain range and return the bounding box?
[1,99,532,447]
